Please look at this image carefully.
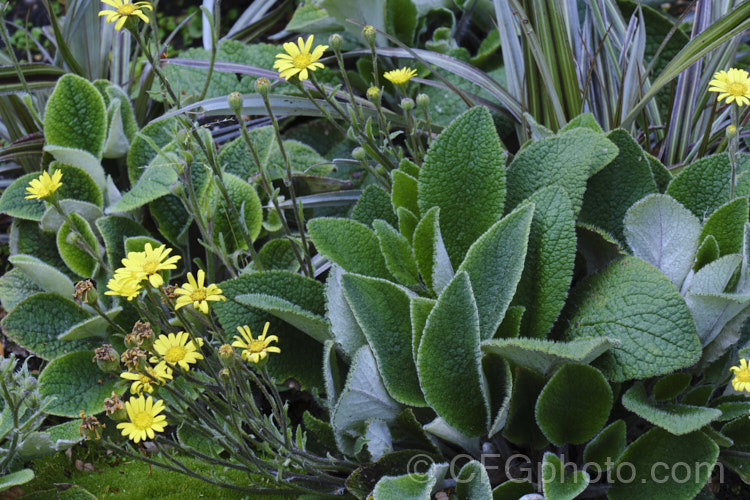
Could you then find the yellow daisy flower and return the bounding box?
[731,358,750,392]
[173,270,226,314]
[121,243,181,288]
[273,35,328,81]
[25,169,63,200]
[104,275,142,301]
[231,322,280,364]
[709,68,750,107]
[384,67,418,86]
[116,395,168,443]
[99,0,153,31]
[149,331,204,371]
[120,364,172,395]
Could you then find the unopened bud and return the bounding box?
[416,93,430,109]
[727,125,738,138]
[400,97,415,111]
[255,77,270,97]
[219,368,232,383]
[352,147,367,161]
[329,33,343,52]
[218,344,235,368]
[366,86,381,104]
[362,25,376,46]
[228,91,243,115]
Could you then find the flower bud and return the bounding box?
[93,344,120,374]
[727,125,738,138]
[228,91,243,115]
[329,33,343,52]
[400,97,415,111]
[362,25,377,46]
[219,368,232,383]
[366,86,381,104]
[416,93,430,109]
[255,77,270,97]
[218,344,235,368]
[352,147,367,161]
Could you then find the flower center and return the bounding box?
[293,53,313,69]
[191,289,208,301]
[118,4,137,15]
[737,370,750,383]
[248,340,266,353]
[728,82,748,97]
[165,346,186,363]
[132,411,154,430]
[143,261,159,274]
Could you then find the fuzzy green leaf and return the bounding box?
[410,297,435,362]
[455,460,492,500]
[10,220,71,279]
[373,220,420,287]
[418,271,488,436]
[653,373,693,401]
[235,293,330,344]
[308,217,392,280]
[325,265,367,359]
[583,420,627,470]
[542,452,589,500]
[351,185,397,228]
[44,74,106,158]
[342,274,424,407]
[0,268,43,313]
[56,213,100,278]
[0,469,34,493]
[149,195,192,247]
[608,428,718,500]
[699,197,749,255]
[1,293,95,360]
[0,173,47,221]
[666,153,731,218]
[108,159,178,213]
[484,352,513,438]
[492,480,535,500]
[392,170,419,217]
[43,146,106,191]
[412,207,453,294]
[562,257,701,381]
[41,201,102,234]
[694,234,720,271]
[58,307,121,340]
[417,106,506,268]
[127,118,177,184]
[95,216,150,270]
[503,367,548,448]
[8,254,74,298]
[205,173,263,252]
[38,351,119,417]
[398,207,419,242]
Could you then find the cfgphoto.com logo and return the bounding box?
[404,452,722,488]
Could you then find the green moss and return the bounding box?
[24,447,295,499]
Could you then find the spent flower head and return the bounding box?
[273,35,328,81]
[173,270,226,315]
[25,169,62,200]
[231,322,280,364]
[116,395,168,443]
[731,358,750,392]
[99,0,153,31]
[79,411,105,441]
[384,67,418,86]
[709,68,750,107]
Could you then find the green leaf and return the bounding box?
[326,265,367,359]
[0,469,34,493]
[0,172,47,221]
[235,293,330,344]
[512,187,576,338]
[506,128,618,216]
[38,351,119,417]
[214,271,325,389]
[56,213,100,278]
[653,373,693,401]
[536,364,612,445]
[410,297,435,361]
[418,106,506,268]
[562,257,702,381]
[372,473,433,500]
[503,367,548,447]
[1,293,95,360]
[455,460,492,500]
[149,195,192,247]
[583,420,627,471]
[0,268,43,313]
[417,271,488,436]
[392,170,419,218]
[492,480,535,500]
[96,216,150,270]
[11,219,71,279]
[384,0,417,44]
[483,352,513,437]
[127,118,177,184]
[624,193,701,288]
[342,274,425,407]
[373,219,420,287]
[105,85,137,142]
[456,203,533,340]
[496,305,525,338]
[44,74,107,158]
[398,207,419,244]
[481,337,617,376]
[666,153,731,218]
[561,113,602,132]
[54,163,104,208]
[622,383,722,435]
[332,346,402,456]
[699,197,749,256]
[43,146,106,191]
[205,173,263,252]
[58,307,121,340]
[351,185,397,228]
[647,152,673,193]
[412,207,453,294]
[694,234,720,271]
[608,428,718,500]
[308,218,393,280]
[108,157,178,213]
[253,238,301,273]
[541,452,589,500]
[41,201,102,234]
[8,254,74,298]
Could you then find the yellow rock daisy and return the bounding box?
[104,275,142,301]
[231,322,280,364]
[99,0,153,31]
[709,68,750,107]
[731,358,750,392]
[173,270,226,314]
[120,364,172,395]
[149,331,204,371]
[384,67,418,86]
[121,243,181,288]
[116,395,167,443]
[273,35,328,81]
[25,169,63,200]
